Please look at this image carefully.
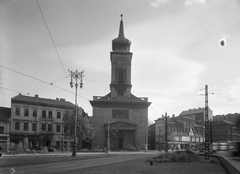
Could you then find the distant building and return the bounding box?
[90,16,151,151]
[179,107,213,126]
[213,113,240,122]
[152,114,204,150]
[0,107,11,150]
[10,94,75,150]
[212,120,240,143]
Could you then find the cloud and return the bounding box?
[185,0,206,6]
[212,79,240,104]
[150,0,170,8]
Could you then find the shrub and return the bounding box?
[150,151,199,163]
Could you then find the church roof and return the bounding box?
[112,15,131,52]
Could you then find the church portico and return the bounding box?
[104,122,136,150]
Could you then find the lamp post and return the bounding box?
[69,69,84,157]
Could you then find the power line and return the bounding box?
[36,0,67,77]
[0,64,89,100]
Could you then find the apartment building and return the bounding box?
[0,107,11,150]
[10,94,75,150]
[152,114,204,150]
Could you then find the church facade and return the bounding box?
[90,16,151,151]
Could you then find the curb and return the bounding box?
[198,154,240,174]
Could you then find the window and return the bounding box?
[116,70,126,84]
[15,122,20,130]
[24,109,29,116]
[49,111,52,118]
[57,112,61,119]
[48,124,52,131]
[42,124,46,131]
[42,110,46,118]
[15,108,20,116]
[24,122,29,131]
[33,109,37,117]
[0,126,4,134]
[32,123,37,131]
[56,125,61,132]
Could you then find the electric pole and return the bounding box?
[165,112,168,152]
[205,85,210,160]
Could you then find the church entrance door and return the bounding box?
[119,136,124,149]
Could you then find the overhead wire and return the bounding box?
[36,0,68,77]
[0,64,89,100]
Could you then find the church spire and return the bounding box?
[112,14,131,52]
[118,14,125,39]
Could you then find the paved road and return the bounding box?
[0,152,157,174]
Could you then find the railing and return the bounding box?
[93,96,148,102]
[39,117,54,121]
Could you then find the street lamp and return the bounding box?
[69,69,84,157]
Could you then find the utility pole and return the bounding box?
[35,117,37,146]
[165,112,168,152]
[159,126,161,151]
[107,119,110,153]
[145,124,148,153]
[205,85,210,160]
[69,69,84,157]
[61,117,63,151]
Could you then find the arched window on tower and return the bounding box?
[116,69,126,84]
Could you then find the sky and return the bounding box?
[0,0,240,122]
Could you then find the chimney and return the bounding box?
[60,98,65,102]
[172,114,175,117]
[56,98,59,101]
[35,94,39,98]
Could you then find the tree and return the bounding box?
[63,107,94,149]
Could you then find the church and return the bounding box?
[90,15,151,151]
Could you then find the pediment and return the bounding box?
[104,121,137,130]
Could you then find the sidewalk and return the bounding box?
[216,151,240,173]
[1,150,158,157]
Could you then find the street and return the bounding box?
[0,152,157,174]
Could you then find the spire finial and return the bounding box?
[121,14,123,20]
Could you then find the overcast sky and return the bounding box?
[1,0,240,122]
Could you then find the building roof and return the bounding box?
[0,107,11,122]
[180,107,205,116]
[11,94,75,109]
[212,120,236,126]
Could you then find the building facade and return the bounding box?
[153,115,204,150]
[0,107,11,150]
[212,120,240,143]
[90,16,151,151]
[179,107,213,126]
[10,94,75,150]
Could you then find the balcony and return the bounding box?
[39,130,55,135]
[39,117,54,121]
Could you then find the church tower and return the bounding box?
[110,15,132,100]
[90,15,151,151]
